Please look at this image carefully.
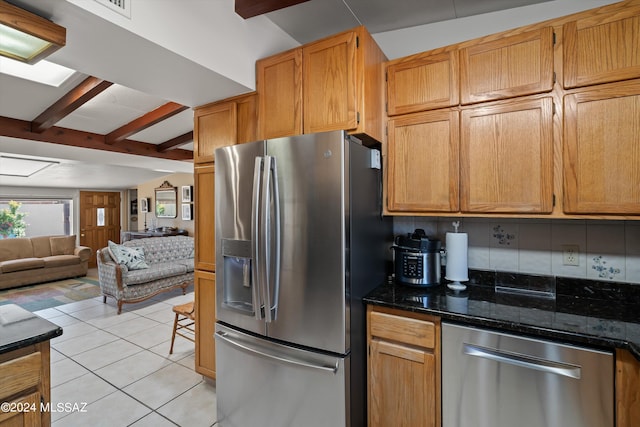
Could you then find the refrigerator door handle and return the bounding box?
[251,157,264,320]
[261,155,280,323]
[216,330,339,374]
[463,343,582,379]
[268,156,281,321]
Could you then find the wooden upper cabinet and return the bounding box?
[194,92,257,162]
[255,26,385,143]
[460,27,554,104]
[194,101,237,163]
[256,48,303,139]
[386,50,459,116]
[564,8,640,89]
[387,109,459,213]
[303,26,386,142]
[563,80,640,214]
[303,30,359,134]
[460,97,554,213]
[235,92,258,144]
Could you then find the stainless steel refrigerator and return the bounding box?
[214,130,391,427]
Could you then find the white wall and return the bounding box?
[394,217,640,284]
[136,173,195,235]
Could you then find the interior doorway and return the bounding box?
[79,191,121,268]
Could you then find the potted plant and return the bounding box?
[0,201,27,238]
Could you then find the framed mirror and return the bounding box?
[155,181,177,218]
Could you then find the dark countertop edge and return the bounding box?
[0,326,63,355]
[364,297,640,360]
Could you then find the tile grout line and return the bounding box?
[48,292,204,426]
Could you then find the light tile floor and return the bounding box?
[34,288,218,427]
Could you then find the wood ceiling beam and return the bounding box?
[0,116,193,161]
[31,76,113,133]
[235,0,310,18]
[157,131,193,152]
[105,101,189,145]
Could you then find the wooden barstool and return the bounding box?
[169,301,195,354]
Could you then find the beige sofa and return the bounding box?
[0,235,92,290]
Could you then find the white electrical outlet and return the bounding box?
[562,244,580,266]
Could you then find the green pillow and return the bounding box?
[107,241,149,270]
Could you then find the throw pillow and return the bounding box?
[107,240,149,270]
[50,235,76,255]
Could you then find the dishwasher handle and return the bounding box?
[463,343,582,379]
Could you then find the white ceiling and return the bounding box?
[0,0,620,190]
[265,0,551,44]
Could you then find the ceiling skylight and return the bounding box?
[0,57,76,86]
[0,156,59,177]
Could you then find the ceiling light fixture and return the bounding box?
[0,0,66,64]
[0,57,75,86]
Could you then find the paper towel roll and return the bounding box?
[446,232,468,282]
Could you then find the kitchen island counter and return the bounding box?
[1,304,61,426]
[0,304,62,354]
[364,270,640,360]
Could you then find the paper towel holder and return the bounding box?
[446,221,468,291]
[447,280,467,291]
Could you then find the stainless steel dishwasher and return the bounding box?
[442,322,614,427]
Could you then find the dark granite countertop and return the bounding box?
[364,270,640,360]
[0,304,63,354]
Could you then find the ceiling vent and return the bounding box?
[93,0,131,18]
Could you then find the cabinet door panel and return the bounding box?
[564,10,640,88]
[195,164,215,271]
[369,339,435,427]
[0,392,41,426]
[194,103,237,163]
[461,98,554,213]
[256,49,302,139]
[195,270,216,379]
[387,50,459,115]
[387,110,459,212]
[616,349,640,427]
[236,93,258,144]
[0,352,41,401]
[564,81,640,214]
[303,31,358,134]
[460,27,554,104]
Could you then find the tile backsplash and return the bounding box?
[393,217,640,285]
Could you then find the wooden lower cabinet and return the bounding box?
[195,270,216,379]
[0,342,51,427]
[367,306,441,427]
[0,392,41,426]
[616,349,640,427]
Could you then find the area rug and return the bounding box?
[0,272,101,312]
